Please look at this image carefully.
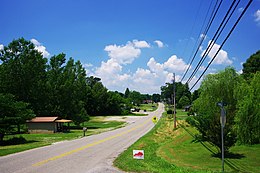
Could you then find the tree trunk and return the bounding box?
[0,133,4,142]
[17,124,21,133]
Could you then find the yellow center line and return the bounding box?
[32,118,151,167]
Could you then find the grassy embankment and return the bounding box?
[114,109,260,173]
[0,116,125,156]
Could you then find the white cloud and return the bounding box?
[132,40,150,48]
[30,38,50,57]
[238,7,244,13]
[130,55,189,93]
[202,40,232,65]
[147,57,164,72]
[82,63,93,68]
[131,67,168,93]
[95,59,131,90]
[93,40,193,93]
[187,75,202,91]
[104,42,141,65]
[154,40,164,48]
[30,38,40,46]
[164,55,189,72]
[254,9,260,24]
[199,46,203,51]
[0,44,3,50]
[82,63,94,75]
[94,40,153,92]
[199,66,206,71]
[96,59,122,76]
[200,34,207,40]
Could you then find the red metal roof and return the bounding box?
[27,117,58,123]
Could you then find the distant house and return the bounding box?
[184,105,192,112]
[26,117,72,133]
[143,100,153,104]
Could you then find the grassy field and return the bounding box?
[138,103,158,112]
[114,112,260,173]
[0,117,126,156]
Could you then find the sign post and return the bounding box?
[83,127,87,137]
[217,102,227,173]
[173,73,176,129]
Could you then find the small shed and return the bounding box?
[26,117,72,133]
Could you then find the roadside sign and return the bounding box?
[133,150,144,159]
[152,116,158,123]
[220,109,226,127]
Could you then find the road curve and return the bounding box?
[0,103,164,173]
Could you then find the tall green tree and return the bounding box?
[178,95,190,109]
[46,54,89,124]
[128,90,142,106]
[45,53,66,116]
[161,82,191,107]
[0,93,35,141]
[190,67,239,152]
[0,38,47,114]
[242,50,260,80]
[106,91,125,115]
[152,94,161,102]
[124,88,130,98]
[191,89,200,102]
[90,82,109,115]
[234,72,260,144]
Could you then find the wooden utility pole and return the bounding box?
[173,73,176,129]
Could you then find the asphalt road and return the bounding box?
[0,103,164,173]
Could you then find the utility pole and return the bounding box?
[173,73,176,129]
[217,101,227,173]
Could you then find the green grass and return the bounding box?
[139,103,158,111]
[0,118,125,156]
[114,113,260,173]
[165,107,190,120]
[84,120,125,129]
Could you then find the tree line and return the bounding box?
[0,38,160,140]
[160,81,199,109]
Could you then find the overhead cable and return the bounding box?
[189,0,253,91]
[186,0,240,84]
[180,0,223,82]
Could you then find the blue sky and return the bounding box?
[1,0,260,94]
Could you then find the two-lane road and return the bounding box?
[0,103,164,173]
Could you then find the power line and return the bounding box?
[179,0,203,64]
[186,0,239,84]
[181,0,223,82]
[189,0,253,91]
[180,0,214,82]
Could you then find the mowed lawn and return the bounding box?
[0,117,126,156]
[114,112,260,173]
[139,103,158,112]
